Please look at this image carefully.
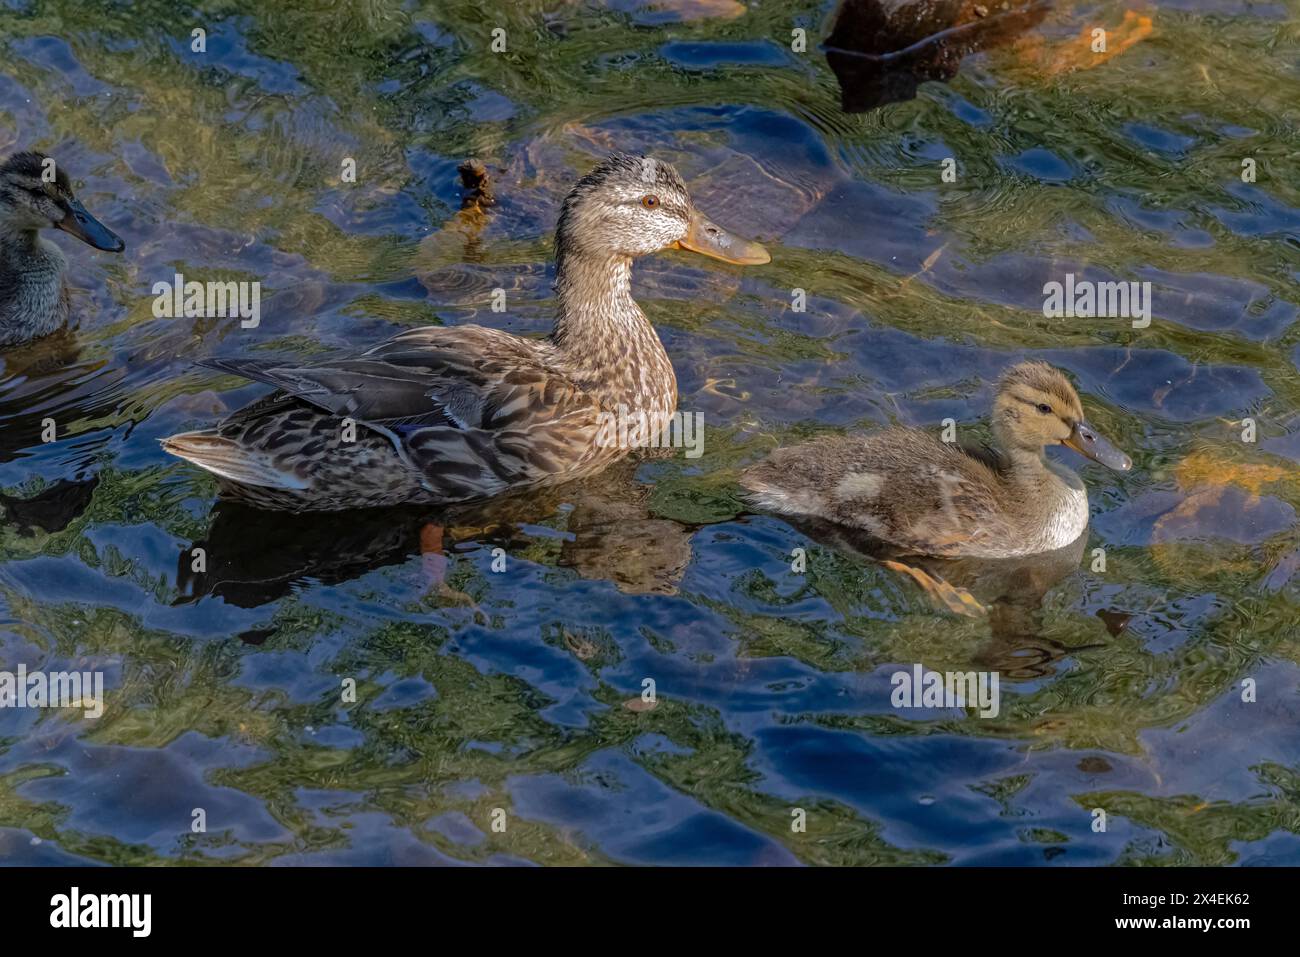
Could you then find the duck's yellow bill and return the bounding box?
[674,211,769,265]
[1063,422,1132,471]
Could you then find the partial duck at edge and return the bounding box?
[0,151,125,348]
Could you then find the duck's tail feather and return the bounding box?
[740,459,826,517]
[160,431,309,490]
[195,357,286,389]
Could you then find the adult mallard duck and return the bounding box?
[163,153,769,511]
[742,361,1131,559]
[0,152,125,348]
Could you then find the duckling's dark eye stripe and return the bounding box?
[1012,394,1070,419]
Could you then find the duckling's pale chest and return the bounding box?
[1035,462,1090,551]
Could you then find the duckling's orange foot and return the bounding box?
[882,560,986,618]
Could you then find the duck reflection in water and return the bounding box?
[0,328,126,464]
[791,518,1106,679]
[174,459,693,611]
[0,473,99,537]
[1,330,121,534]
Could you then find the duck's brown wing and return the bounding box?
[201,326,607,498]
[855,458,1011,556]
[203,327,558,427]
[742,430,1012,556]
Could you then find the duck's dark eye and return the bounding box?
[640,195,660,209]
[1036,403,1053,414]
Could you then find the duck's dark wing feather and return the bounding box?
[199,325,610,495]
[959,439,1009,474]
[200,326,575,431]
[200,354,470,429]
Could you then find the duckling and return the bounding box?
[742,361,1131,558]
[162,153,769,511]
[0,152,125,348]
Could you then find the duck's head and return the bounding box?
[556,152,769,266]
[992,361,1131,470]
[0,151,125,252]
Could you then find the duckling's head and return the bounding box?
[556,152,768,266]
[0,151,125,252]
[992,361,1131,470]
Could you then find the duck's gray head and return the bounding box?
[0,151,125,252]
[556,152,768,266]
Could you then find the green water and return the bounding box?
[0,0,1298,865]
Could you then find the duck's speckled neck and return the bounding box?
[549,247,676,414]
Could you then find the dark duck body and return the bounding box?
[0,151,125,348]
[163,153,769,511]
